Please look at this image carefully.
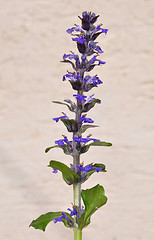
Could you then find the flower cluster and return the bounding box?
[61,11,107,94]
[53,162,103,176]
[77,162,103,173]
[53,206,78,224]
[54,133,99,151]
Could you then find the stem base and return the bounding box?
[74,228,82,240]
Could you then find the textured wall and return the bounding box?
[0,1,154,240]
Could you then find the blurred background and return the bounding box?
[0,0,154,239]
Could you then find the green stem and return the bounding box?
[73,145,82,240]
[74,228,82,240]
[73,182,81,212]
[72,94,82,240]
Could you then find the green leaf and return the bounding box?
[80,141,112,154]
[60,119,78,132]
[82,163,106,183]
[78,184,107,229]
[30,212,61,231]
[48,160,80,185]
[80,124,99,133]
[45,144,72,155]
[69,80,82,91]
[61,60,75,69]
[52,101,75,112]
[64,99,77,111]
[29,212,74,231]
[82,99,101,113]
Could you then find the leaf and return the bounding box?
[80,124,99,133]
[80,141,112,154]
[82,99,101,113]
[30,212,61,231]
[91,31,102,41]
[48,160,80,185]
[78,184,107,229]
[45,144,72,155]
[82,163,106,183]
[52,101,75,112]
[64,99,77,111]
[29,212,74,231]
[69,80,82,91]
[60,119,78,132]
[90,15,99,24]
[77,42,86,54]
[61,60,75,70]
[86,64,96,72]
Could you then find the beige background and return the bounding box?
[0,0,154,240]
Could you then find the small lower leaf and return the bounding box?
[52,101,75,112]
[29,212,61,231]
[45,144,72,155]
[80,124,99,133]
[61,119,78,132]
[78,184,107,229]
[48,160,80,185]
[82,99,101,112]
[80,141,112,154]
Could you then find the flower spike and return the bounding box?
[30,11,111,239]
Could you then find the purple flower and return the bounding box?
[55,135,70,146]
[63,71,81,82]
[72,36,86,44]
[53,212,70,223]
[66,25,83,34]
[77,163,103,173]
[92,24,108,35]
[63,52,80,65]
[52,168,58,173]
[84,94,101,104]
[82,11,89,21]
[53,216,62,223]
[73,134,100,144]
[79,11,99,30]
[84,75,103,86]
[89,41,103,54]
[89,55,106,65]
[67,206,78,217]
[81,206,85,214]
[95,46,103,53]
[80,114,94,123]
[53,112,69,122]
[73,92,87,102]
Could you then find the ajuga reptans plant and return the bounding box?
[30,11,112,240]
